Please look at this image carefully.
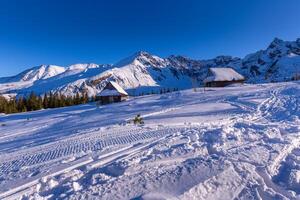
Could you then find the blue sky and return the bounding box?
[0,0,299,76]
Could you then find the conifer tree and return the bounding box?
[82,92,88,104]
[0,90,93,114]
[60,93,66,107]
[75,92,80,105]
[49,92,54,108]
[43,93,49,109]
[0,96,8,113]
[7,98,18,113]
[17,97,27,112]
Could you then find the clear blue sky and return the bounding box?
[0,0,299,77]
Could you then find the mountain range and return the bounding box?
[1,37,300,98]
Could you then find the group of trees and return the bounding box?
[0,91,94,114]
[292,72,300,81]
[0,87,182,114]
[138,88,179,96]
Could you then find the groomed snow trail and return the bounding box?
[1,82,300,200]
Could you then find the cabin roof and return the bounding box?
[97,81,128,97]
[203,68,245,83]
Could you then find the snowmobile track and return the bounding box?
[0,127,184,175]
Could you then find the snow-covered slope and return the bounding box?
[240,38,300,82]
[1,81,300,199]
[90,51,193,95]
[0,52,196,97]
[0,65,66,83]
[1,38,300,97]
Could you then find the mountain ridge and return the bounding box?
[1,37,300,97]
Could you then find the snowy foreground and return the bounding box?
[0,82,300,200]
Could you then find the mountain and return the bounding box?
[239,38,300,82]
[90,51,194,95]
[1,38,300,98]
[0,65,66,83]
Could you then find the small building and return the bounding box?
[97,81,129,104]
[204,67,245,87]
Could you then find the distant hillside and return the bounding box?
[1,37,300,97]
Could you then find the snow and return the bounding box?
[72,182,82,192]
[97,89,121,96]
[114,51,166,68]
[240,37,300,83]
[14,65,66,82]
[0,81,300,199]
[204,67,245,83]
[1,38,300,98]
[108,81,128,96]
[97,81,128,96]
[67,63,99,71]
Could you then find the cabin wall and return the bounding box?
[205,80,244,87]
[104,83,115,90]
[97,95,128,105]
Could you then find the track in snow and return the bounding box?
[0,126,184,175]
[1,83,300,199]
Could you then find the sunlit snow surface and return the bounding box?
[0,82,300,199]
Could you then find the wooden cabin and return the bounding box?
[204,68,245,87]
[97,81,129,104]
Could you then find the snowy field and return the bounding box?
[0,82,300,200]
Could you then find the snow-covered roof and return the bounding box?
[97,81,128,97]
[204,68,245,83]
[98,89,122,96]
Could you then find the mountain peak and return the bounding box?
[168,55,193,65]
[134,51,151,57]
[67,63,100,71]
[272,37,284,43]
[28,65,66,81]
[114,51,165,67]
[268,37,285,49]
[2,37,300,97]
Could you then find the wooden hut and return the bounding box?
[97,81,129,104]
[204,68,245,87]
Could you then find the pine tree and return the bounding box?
[37,96,43,110]
[65,96,73,106]
[60,93,66,107]
[0,96,8,113]
[7,98,18,113]
[1,90,93,114]
[43,93,49,109]
[75,92,80,105]
[53,93,59,108]
[83,92,88,104]
[49,92,54,108]
[27,92,36,111]
[17,96,27,112]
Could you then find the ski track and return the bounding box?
[0,126,183,175]
[1,82,300,199]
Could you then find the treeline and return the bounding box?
[0,92,95,114]
[138,88,179,96]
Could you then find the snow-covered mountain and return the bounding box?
[89,51,194,95]
[0,65,66,83]
[1,37,300,97]
[239,38,300,82]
